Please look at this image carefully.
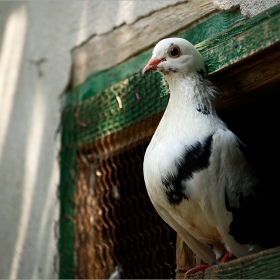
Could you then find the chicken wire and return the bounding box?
[59,70,187,279]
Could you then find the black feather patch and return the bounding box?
[225,189,258,245]
[197,69,206,81]
[197,103,210,115]
[162,134,213,206]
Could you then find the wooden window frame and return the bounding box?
[59,4,280,279]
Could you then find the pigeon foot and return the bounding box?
[216,250,236,263]
[176,251,236,278]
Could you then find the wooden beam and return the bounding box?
[186,246,280,279]
[198,3,280,74]
[211,42,280,111]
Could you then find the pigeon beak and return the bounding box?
[142,58,164,74]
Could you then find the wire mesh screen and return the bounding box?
[59,70,179,279]
[75,142,177,279]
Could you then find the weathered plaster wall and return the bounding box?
[214,0,280,17]
[0,0,278,279]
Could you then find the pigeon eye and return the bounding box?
[168,45,181,58]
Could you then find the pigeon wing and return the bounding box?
[210,128,261,247]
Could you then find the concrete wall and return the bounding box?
[0,0,278,278]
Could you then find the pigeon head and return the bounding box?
[143,38,205,76]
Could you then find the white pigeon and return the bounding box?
[142,38,267,269]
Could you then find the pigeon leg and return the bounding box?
[176,251,236,277]
[217,250,235,263]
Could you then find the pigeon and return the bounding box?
[142,37,279,273]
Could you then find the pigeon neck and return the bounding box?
[165,72,219,115]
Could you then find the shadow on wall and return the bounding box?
[0,2,60,279]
